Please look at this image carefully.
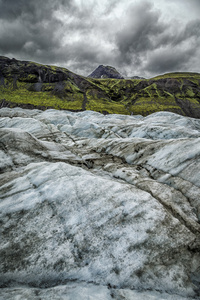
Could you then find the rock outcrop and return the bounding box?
[0,107,200,299]
[88,65,124,79]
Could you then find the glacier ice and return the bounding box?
[0,108,200,299]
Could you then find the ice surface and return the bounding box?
[0,283,193,300]
[0,108,200,299]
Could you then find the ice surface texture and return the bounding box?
[0,108,200,299]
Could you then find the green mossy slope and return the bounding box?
[88,73,200,117]
[0,56,200,118]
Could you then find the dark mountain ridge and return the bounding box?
[88,65,124,79]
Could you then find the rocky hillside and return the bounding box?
[0,56,200,117]
[0,56,127,115]
[88,65,124,79]
[0,107,200,299]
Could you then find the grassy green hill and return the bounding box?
[1,56,200,118]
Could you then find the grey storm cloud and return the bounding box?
[0,0,199,77]
[0,0,73,62]
[145,47,197,74]
[116,3,163,53]
[162,19,200,47]
[144,18,200,75]
[114,1,200,76]
[168,0,200,12]
[0,0,73,21]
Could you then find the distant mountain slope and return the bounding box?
[0,56,127,114]
[0,56,200,118]
[88,65,124,79]
[128,76,145,79]
[89,73,200,118]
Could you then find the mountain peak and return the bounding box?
[88,65,124,79]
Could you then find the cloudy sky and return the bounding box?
[0,0,200,78]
